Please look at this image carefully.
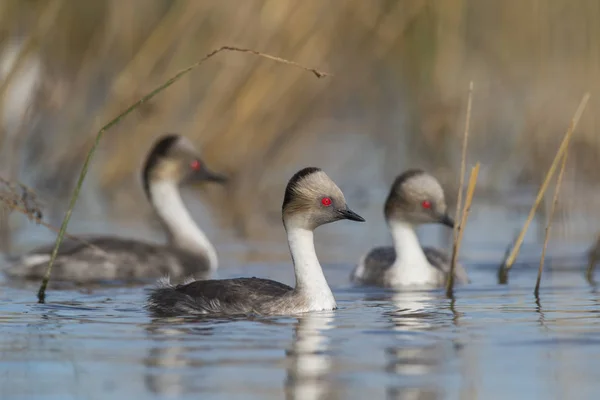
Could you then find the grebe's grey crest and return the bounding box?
[351,169,469,287]
[282,167,364,228]
[5,134,226,284]
[147,167,365,317]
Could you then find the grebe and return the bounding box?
[147,167,365,316]
[351,169,469,287]
[6,134,226,283]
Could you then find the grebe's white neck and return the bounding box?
[388,220,437,285]
[286,226,336,311]
[149,180,218,270]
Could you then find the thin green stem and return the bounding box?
[36,46,330,303]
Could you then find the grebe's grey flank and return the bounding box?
[5,134,226,283]
[146,167,365,317]
[351,169,469,287]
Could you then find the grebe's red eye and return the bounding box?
[190,160,201,171]
[321,197,332,207]
[421,200,431,209]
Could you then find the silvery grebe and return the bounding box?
[146,167,365,316]
[351,169,469,287]
[5,134,226,283]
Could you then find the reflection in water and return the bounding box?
[4,276,600,398]
[285,312,334,400]
[449,297,465,326]
[143,314,337,399]
[534,295,550,331]
[380,290,449,400]
[143,319,218,396]
[144,322,196,397]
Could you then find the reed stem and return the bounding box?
[36,47,329,303]
[447,163,479,297]
[534,150,568,296]
[499,93,590,282]
[446,81,473,296]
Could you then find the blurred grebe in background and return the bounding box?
[5,134,226,284]
[351,169,469,287]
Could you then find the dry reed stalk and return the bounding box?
[499,93,590,282]
[36,46,330,303]
[446,163,479,297]
[446,81,473,296]
[534,150,568,296]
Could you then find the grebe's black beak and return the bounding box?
[338,207,365,222]
[203,168,228,184]
[187,166,227,185]
[439,213,455,228]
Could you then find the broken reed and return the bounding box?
[0,176,42,221]
[36,46,330,303]
[0,176,107,254]
[498,93,590,283]
[446,81,474,297]
[534,150,568,297]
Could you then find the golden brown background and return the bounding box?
[1,0,599,252]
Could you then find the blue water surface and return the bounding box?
[2,260,599,400]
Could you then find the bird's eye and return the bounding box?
[190,160,201,171]
[421,200,432,209]
[321,197,332,206]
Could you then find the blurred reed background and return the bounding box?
[0,0,599,254]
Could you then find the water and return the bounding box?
[1,185,599,400]
[2,256,600,400]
